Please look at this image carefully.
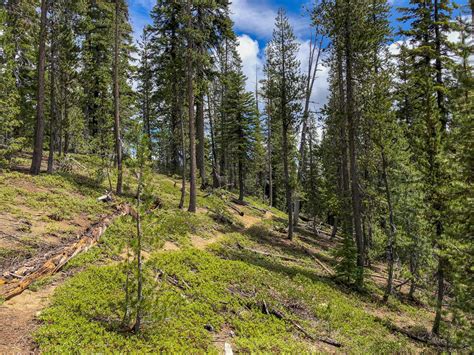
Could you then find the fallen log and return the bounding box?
[375,317,467,349]
[260,300,341,348]
[394,278,410,290]
[309,254,334,276]
[236,244,301,263]
[298,214,311,222]
[97,191,113,202]
[227,203,244,216]
[230,198,267,214]
[236,244,335,276]
[290,319,342,347]
[368,272,403,285]
[0,204,133,301]
[296,242,335,276]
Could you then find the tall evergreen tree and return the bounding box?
[399,0,456,335]
[30,0,48,175]
[264,9,304,240]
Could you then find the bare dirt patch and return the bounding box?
[0,275,63,354]
[212,323,235,354]
[162,241,180,251]
[190,232,224,250]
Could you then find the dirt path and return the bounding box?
[0,275,64,354]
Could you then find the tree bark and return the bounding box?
[207,94,220,188]
[179,98,186,210]
[336,42,352,239]
[344,0,364,283]
[113,0,123,195]
[238,123,245,201]
[381,150,396,302]
[133,173,143,333]
[282,124,293,240]
[294,35,323,226]
[431,0,447,336]
[330,217,338,240]
[196,94,207,188]
[47,21,57,174]
[267,100,273,207]
[30,0,49,175]
[187,0,197,213]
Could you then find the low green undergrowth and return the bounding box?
[36,247,414,353]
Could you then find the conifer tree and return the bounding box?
[0,5,21,167]
[399,0,456,335]
[264,9,303,240]
[30,0,48,175]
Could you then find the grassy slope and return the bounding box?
[2,154,436,353]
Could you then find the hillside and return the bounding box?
[0,154,448,353]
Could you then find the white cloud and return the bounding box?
[230,0,311,39]
[237,34,263,93]
[237,34,263,91]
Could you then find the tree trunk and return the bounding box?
[187,0,197,213]
[207,95,220,188]
[330,217,338,240]
[196,94,207,188]
[294,35,323,226]
[133,173,143,333]
[113,0,123,195]
[47,24,57,174]
[30,0,48,175]
[282,124,293,240]
[337,44,352,239]
[381,150,396,302]
[344,0,364,284]
[238,157,244,202]
[431,0,447,336]
[179,101,186,210]
[267,102,273,207]
[432,257,445,335]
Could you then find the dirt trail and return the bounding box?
[0,276,63,354]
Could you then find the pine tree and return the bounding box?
[222,50,258,201]
[30,0,48,175]
[399,0,456,335]
[3,0,38,147]
[0,4,21,167]
[264,9,304,240]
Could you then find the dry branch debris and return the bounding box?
[0,204,134,301]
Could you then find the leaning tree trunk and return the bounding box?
[113,0,123,195]
[30,0,48,175]
[294,35,323,226]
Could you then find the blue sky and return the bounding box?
[128,0,469,108]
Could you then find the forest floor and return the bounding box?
[0,153,449,353]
